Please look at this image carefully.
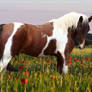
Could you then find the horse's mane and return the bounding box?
[49,12,88,31]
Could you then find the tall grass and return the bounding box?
[0,48,92,92]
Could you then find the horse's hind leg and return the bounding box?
[0,55,12,72]
[6,63,18,72]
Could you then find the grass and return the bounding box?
[72,48,92,56]
[0,48,92,92]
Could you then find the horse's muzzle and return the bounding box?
[78,45,85,49]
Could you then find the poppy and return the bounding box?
[26,71,29,76]
[74,58,77,61]
[21,78,28,84]
[68,61,71,63]
[20,65,23,70]
[46,60,50,63]
[69,56,71,59]
[53,63,57,67]
[90,68,92,72]
[86,57,90,61]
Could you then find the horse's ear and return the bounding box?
[88,16,92,22]
[79,16,83,23]
[77,16,83,27]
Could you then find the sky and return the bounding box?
[0,0,92,33]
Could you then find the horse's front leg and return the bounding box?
[56,51,68,74]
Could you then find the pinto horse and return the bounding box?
[0,12,92,74]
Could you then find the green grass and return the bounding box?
[0,48,92,92]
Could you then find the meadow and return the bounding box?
[0,48,92,92]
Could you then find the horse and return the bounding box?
[0,12,92,74]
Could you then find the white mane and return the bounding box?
[50,12,88,31]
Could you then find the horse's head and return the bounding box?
[76,16,92,49]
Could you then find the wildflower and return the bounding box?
[21,78,28,84]
[68,60,71,63]
[23,60,26,63]
[80,60,83,64]
[46,60,50,63]
[53,63,57,67]
[69,56,71,59]
[86,57,90,61]
[80,64,84,68]
[90,68,92,72]
[26,70,29,76]
[74,58,77,61]
[20,65,23,70]
[86,67,88,69]
[77,59,81,61]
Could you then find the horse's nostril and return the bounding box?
[78,46,81,49]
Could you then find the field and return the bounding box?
[0,48,92,92]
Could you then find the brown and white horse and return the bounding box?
[0,12,92,74]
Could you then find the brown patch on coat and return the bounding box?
[0,24,14,59]
[11,22,54,57]
[37,22,53,36]
[64,26,76,60]
[11,25,27,56]
[44,39,56,55]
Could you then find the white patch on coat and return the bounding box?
[50,12,88,31]
[39,22,68,58]
[0,22,23,72]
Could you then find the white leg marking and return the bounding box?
[62,62,68,74]
[0,56,12,72]
[0,22,23,72]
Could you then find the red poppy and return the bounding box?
[26,71,29,76]
[80,60,83,64]
[86,67,88,69]
[80,65,84,68]
[90,68,92,72]
[46,60,50,63]
[23,60,26,63]
[20,65,23,70]
[68,61,71,63]
[77,59,81,61]
[69,56,71,59]
[74,58,77,61]
[53,63,57,67]
[21,78,28,84]
[86,57,90,61]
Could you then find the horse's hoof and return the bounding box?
[6,63,19,72]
